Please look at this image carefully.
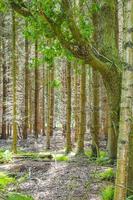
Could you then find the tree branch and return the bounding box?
[9,0,116,75]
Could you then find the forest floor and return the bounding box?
[0,130,115,200]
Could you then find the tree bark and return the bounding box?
[91,69,100,157]
[34,40,40,139]
[23,23,29,140]
[65,61,72,153]
[114,0,133,199]
[77,63,86,154]
[1,16,7,140]
[12,10,17,154]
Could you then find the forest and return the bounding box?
[0,0,133,200]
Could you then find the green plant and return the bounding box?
[127,195,133,200]
[54,154,69,162]
[96,151,111,165]
[2,150,13,163]
[101,185,114,200]
[0,172,15,190]
[98,168,115,181]
[7,192,33,200]
[85,149,92,157]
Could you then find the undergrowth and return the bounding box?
[98,168,115,181]
[54,154,69,162]
[101,185,114,200]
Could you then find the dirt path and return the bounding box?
[0,130,110,200]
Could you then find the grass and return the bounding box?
[0,172,15,190]
[98,168,115,181]
[54,154,69,162]
[7,192,34,200]
[101,185,114,200]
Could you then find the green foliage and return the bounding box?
[0,172,15,190]
[0,0,8,12]
[54,154,69,162]
[85,149,92,157]
[7,192,33,200]
[96,151,111,165]
[127,195,133,200]
[2,150,13,163]
[50,79,61,89]
[98,168,115,181]
[0,150,13,164]
[101,186,114,200]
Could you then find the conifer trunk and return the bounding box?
[23,25,29,140]
[77,63,86,154]
[65,61,72,153]
[1,17,7,140]
[42,64,45,136]
[12,10,17,153]
[34,40,40,139]
[91,69,100,157]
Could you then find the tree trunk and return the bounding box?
[77,63,86,154]
[23,24,29,140]
[34,40,40,139]
[1,17,7,140]
[74,64,80,142]
[12,10,17,154]
[65,61,72,153]
[114,1,133,199]
[91,69,100,157]
[46,64,55,149]
[42,64,46,136]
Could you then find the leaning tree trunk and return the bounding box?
[114,0,133,199]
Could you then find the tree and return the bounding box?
[1,15,7,139]
[12,9,17,153]
[46,64,55,149]
[77,63,86,154]
[9,0,121,159]
[65,61,72,153]
[22,22,29,140]
[34,39,40,139]
[114,0,133,199]
[91,69,100,157]
[74,63,80,142]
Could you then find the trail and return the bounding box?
[0,130,111,200]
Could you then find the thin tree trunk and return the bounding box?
[12,10,17,154]
[1,17,6,140]
[91,69,100,157]
[42,64,45,136]
[65,61,72,153]
[34,40,40,139]
[23,24,29,140]
[74,64,80,142]
[77,63,86,154]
